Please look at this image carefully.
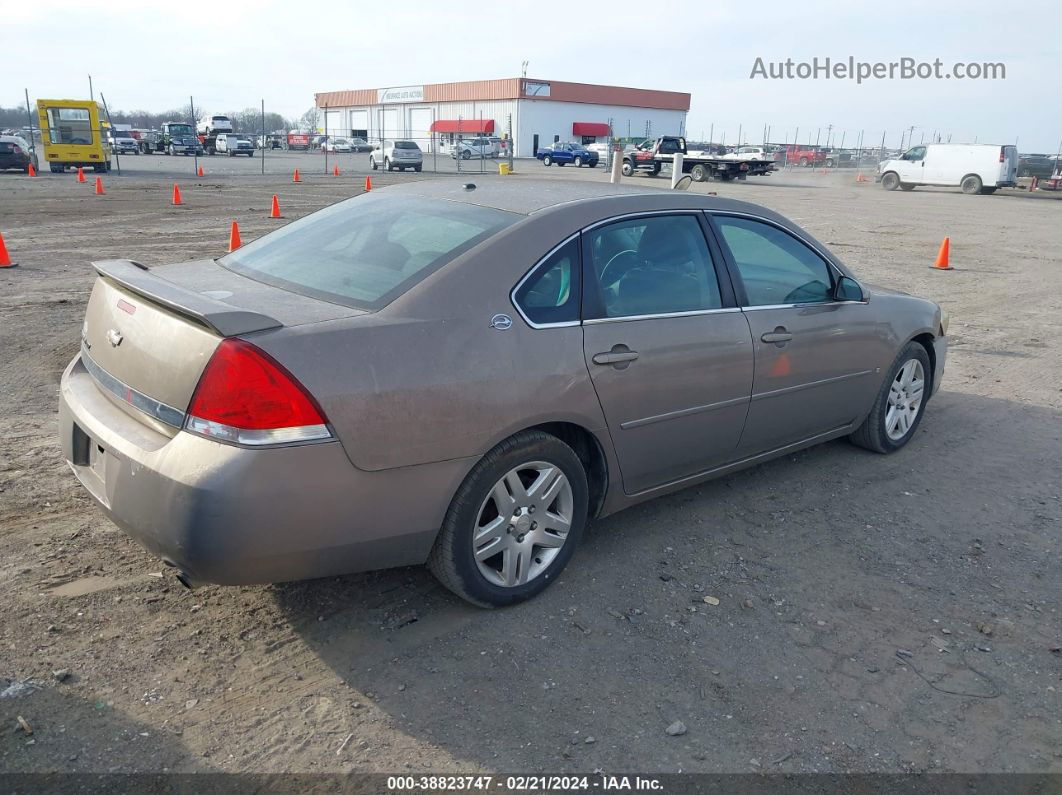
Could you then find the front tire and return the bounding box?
[370,157,378,170]
[850,342,931,454]
[881,171,900,191]
[574,156,583,167]
[542,155,552,166]
[621,160,633,177]
[428,431,589,607]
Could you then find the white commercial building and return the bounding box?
[314,77,690,157]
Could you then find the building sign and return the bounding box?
[377,85,425,104]
[524,81,551,97]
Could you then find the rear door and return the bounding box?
[709,213,882,456]
[581,213,754,494]
[999,145,1018,184]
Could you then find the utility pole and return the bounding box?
[23,88,37,164]
[88,74,94,102]
[826,123,833,148]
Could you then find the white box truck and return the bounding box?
[878,143,1019,194]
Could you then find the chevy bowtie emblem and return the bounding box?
[106,328,123,347]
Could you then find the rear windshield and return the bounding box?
[395,141,419,150]
[220,195,519,309]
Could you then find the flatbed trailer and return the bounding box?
[622,136,773,182]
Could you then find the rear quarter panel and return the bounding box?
[248,214,614,472]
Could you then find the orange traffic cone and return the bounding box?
[364,176,372,192]
[172,184,182,206]
[228,221,242,252]
[27,163,36,177]
[332,165,340,177]
[292,169,301,183]
[197,165,204,177]
[76,167,86,183]
[94,176,105,195]
[0,231,16,268]
[932,237,952,270]
[269,194,282,219]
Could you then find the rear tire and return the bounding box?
[961,174,983,194]
[900,183,915,191]
[574,156,583,167]
[881,172,900,191]
[428,430,588,608]
[690,164,709,182]
[849,342,932,454]
[980,186,997,194]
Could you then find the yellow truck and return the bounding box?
[37,99,111,173]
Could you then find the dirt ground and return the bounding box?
[1,159,1059,778]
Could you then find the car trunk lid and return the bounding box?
[82,259,366,436]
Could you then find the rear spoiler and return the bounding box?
[92,259,282,337]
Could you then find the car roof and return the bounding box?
[376,178,793,222]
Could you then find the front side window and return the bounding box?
[585,215,722,319]
[714,216,833,306]
[221,195,518,309]
[513,237,581,326]
[904,146,926,161]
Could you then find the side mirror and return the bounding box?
[835,276,864,302]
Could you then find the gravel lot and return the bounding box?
[1,159,1059,777]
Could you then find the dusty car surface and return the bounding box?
[59,180,947,606]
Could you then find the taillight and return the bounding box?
[184,339,330,446]
[999,148,1005,162]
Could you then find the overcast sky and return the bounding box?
[7,0,1060,151]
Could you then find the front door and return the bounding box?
[710,214,882,456]
[581,213,754,494]
[899,145,927,183]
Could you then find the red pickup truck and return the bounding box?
[778,145,827,167]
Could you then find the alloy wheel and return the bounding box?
[472,461,573,588]
[885,359,925,440]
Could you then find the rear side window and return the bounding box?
[513,237,581,326]
[221,196,518,309]
[395,141,419,150]
[713,216,833,306]
[585,215,722,319]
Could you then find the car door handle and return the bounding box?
[592,350,639,365]
[760,328,793,344]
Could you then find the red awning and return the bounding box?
[430,119,495,134]
[572,122,610,137]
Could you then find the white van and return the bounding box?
[879,143,1018,194]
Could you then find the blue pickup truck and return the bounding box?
[536,142,599,168]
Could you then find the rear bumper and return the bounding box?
[59,354,472,585]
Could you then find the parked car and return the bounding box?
[349,137,373,153]
[198,116,234,135]
[878,143,1019,194]
[215,133,254,157]
[109,129,140,155]
[537,141,599,167]
[721,146,770,161]
[778,145,827,167]
[820,148,852,168]
[59,180,947,606]
[0,135,38,172]
[1018,154,1060,179]
[586,142,612,161]
[370,140,423,171]
[326,137,353,153]
[450,137,496,159]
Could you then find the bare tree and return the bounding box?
[298,106,320,133]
